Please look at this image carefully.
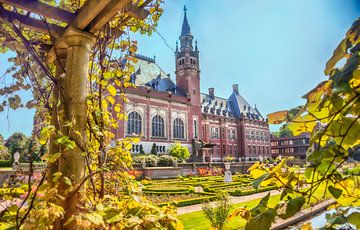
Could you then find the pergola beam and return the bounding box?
[87,0,132,33]
[0,8,65,37]
[126,5,149,20]
[71,0,112,30]
[0,0,75,23]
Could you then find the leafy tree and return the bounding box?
[0,141,10,161]
[202,192,232,230]
[169,142,190,161]
[5,132,28,162]
[235,18,360,229]
[279,125,293,138]
[151,143,158,155]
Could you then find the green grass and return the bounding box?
[178,194,281,230]
[178,185,331,230]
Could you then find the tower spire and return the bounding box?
[181,5,191,36]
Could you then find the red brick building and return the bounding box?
[270,133,310,159]
[115,8,271,162]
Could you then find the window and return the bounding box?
[211,127,219,139]
[229,129,236,140]
[194,119,198,138]
[173,118,185,139]
[152,115,165,137]
[127,111,142,135]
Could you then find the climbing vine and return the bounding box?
[0,0,181,229]
[231,18,360,230]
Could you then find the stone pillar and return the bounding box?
[46,48,66,184]
[58,28,95,228]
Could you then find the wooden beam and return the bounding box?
[87,0,132,33]
[0,0,75,23]
[71,0,112,30]
[126,4,149,20]
[0,9,65,37]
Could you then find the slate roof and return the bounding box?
[201,91,264,121]
[131,54,185,96]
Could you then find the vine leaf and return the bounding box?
[328,186,342,199]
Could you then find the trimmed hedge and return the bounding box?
[158,195,217,207]
[143,185,194,193]
[0,160,11,168]
[229,185,278,196]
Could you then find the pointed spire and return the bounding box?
[181,5,191,36]
[175,41,179,52]
[195,40,198,51]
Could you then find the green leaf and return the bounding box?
[63,177,72,187]
[245,208,276,230]
[279,197,305,219]
[328,186,342,199]
[85,212,104,225]
[252,173,269,189]
[347,212,360,228]
[325,38,349,75]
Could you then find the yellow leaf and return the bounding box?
[107,96,115,104]
[301,222,313,230]
[107,84,117,96]
[267,110,288,124]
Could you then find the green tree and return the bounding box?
[5,132,28,162]
[151,143,158,155]
[169,142,190,161]
[202,192,232,230]
[278,125,293,138]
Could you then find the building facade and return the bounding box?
[115,8,271,162]
[270,133,310,159]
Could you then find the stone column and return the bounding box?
[58,28,95,227]
[46,48,66,184]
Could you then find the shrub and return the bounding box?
[132,155,158,167]
[150,143,157,155]
[202,192,232,230]
[0,160,11,168]
[168,142,190,161]
[143,184,194,193]
[128,170,143,180]
[157,155,178,167]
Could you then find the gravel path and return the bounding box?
[177,189,282,215]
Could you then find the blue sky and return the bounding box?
[0,0,359,138]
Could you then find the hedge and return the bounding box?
[0,160,12,168]
[158,195,217,207]
[142,185,194,193]
[143,191,192,195]
[229,185,278,196]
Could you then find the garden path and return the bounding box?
[177,189,282,215]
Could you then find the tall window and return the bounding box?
[173,118,185,139]
[152,115,165,137]
[194,119,198,138]
[127,111,142,135]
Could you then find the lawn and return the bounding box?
[178,184,331,230]
[178,194,281,230]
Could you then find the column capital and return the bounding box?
[65,27,96,51]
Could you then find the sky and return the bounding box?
[0,0,359,138]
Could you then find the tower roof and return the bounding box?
[181,5,191,36]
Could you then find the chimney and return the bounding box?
[232,84,239,95]
[208,87,215,98]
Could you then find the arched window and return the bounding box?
[173,118,185,139]
[127,111,142,135]
[152,115,165,137]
